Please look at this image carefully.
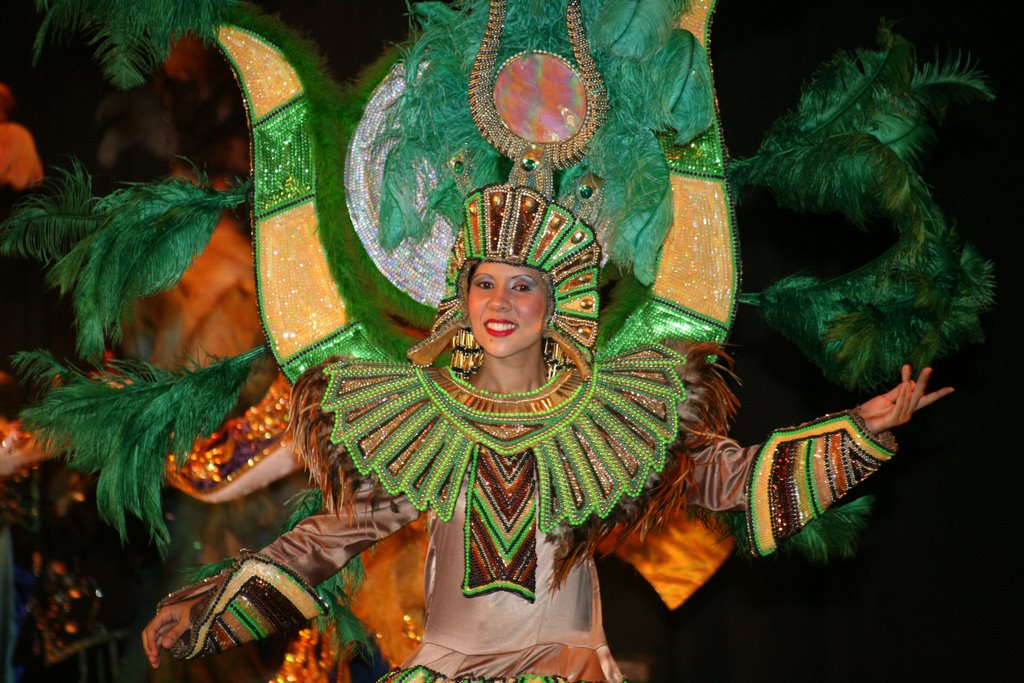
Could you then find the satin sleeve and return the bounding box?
[686,438,759,512]
[686,411,896,556]
[260,482,422,584]
[162,483,420,660]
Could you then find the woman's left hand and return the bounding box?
[857,365,953,435]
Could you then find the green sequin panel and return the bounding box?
[252,99,316,217]
[282,322,387,383]
[598,297,727,358]
[659,126,725,178]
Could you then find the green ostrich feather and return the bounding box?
[0,160,106,264]
[732,26,992,231]
[2,169,249,360]
[732,26,994,389]
[715,496,875,562]
[590,0,685,60]
[13,347,266,548]
[33,0,238,89]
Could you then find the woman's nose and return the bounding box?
[489,290,511,310]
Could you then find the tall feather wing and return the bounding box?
[731,26,994,389]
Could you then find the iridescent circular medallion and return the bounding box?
[493,51,587,144]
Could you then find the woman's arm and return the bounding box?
[684,365,950,556]
[142,481,420,668]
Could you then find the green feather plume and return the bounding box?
[731,26,992,233]
[911,50,993,120]
[652,29,715,145]
[13,346,266,548]
[69,174,248,359]
[746,198,993,390]
[0,160,109,264]
[2,167,249,360]
[371,0,714,286]
[717,496,875,562]
[33,0,237,89]
[591,0,682,60]
[731,26,994,389]
[594,129,673,284]
[282,488,370,656]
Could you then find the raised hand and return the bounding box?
[857,365,953,435]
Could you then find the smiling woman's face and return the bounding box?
[466,261,548,367]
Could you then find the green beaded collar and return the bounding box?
[319,344,689,531]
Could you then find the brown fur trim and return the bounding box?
[289,360,381,516]
[550,342,739,585]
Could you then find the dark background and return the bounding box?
[1,1,1018,681]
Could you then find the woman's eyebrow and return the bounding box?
[511,274,538,285]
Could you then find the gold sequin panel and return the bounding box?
[677,0,714,46]
[257,201,348,360]
[653,175,736,327]
[217,26,303,121]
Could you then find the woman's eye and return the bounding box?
[474,280,493,289]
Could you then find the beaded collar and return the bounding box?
[318,344,691,531]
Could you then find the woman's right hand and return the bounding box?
[141,596,201,668]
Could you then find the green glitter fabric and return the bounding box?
[252,100,317,219]
[319,345,690,531]
[658,127,726,179]
[378,665,605,683]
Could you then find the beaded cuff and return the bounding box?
[746,411,896,556]
[378,665,604,683]
[163,553,327,660]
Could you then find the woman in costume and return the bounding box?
[2,0,986,681]
[141,190,946,683]
[137,3,952,665]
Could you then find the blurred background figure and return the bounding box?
[0,84,43,191]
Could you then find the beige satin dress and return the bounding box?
[259,439,758,683]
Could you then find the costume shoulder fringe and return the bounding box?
[289,359,379,514]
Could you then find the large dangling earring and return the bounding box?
[451,328,484,379]
[543,337,571,381]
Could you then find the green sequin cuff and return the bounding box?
[746,411,896,556]
[378,665,611,683]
